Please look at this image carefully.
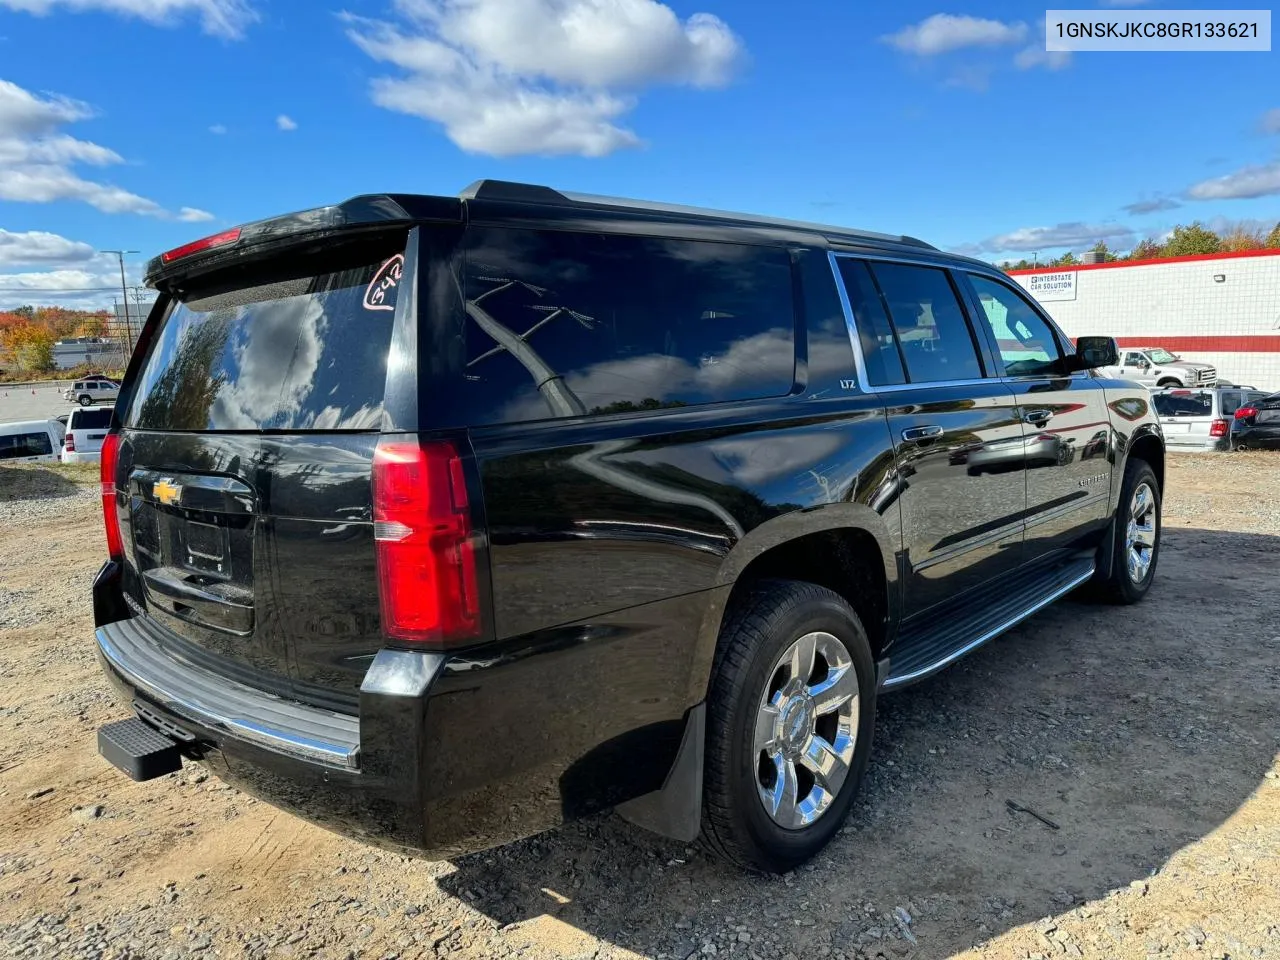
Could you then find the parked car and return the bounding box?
[1232,392,1280,450]
[1150,386,1269,452]
[61,407,114,464]
[63,378,121,407]
[0,418,65,463]
[1103,347,1217,388]
[91,182,1166,873]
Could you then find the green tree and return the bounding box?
[1053,251,1079,267]
[1162,222,1220,257]
[1089,240,1118,262]
[1266,222,1280,249]
[1128,238,1164,260]
[8,326,54,371]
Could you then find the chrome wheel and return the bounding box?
[1125,481,1158,584]
[754,631,858,829]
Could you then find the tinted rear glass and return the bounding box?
[0,431,53,459]
[71,409,113,429]
[1152,392,1213,416]
[125,251,403,431]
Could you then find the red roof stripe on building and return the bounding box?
[1113,336,1280,353]
[1005,247,1280,276]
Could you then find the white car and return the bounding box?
[0,419,66,463]
[62,378,120,407]
[60,407,113,463]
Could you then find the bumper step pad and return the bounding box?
[98,717,183,781]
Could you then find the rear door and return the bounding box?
[115,231,411,704]
[962,273,1112,559]
[69,407,112,454]
[832,256,1027,617]
[1151,389,1217,448]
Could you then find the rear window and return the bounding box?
[70,408,112,430]
[0,431,53,459]
[1152,392,1213,417]
[125,249,404,431]
[455,228,796,425]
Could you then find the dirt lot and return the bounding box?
[1,455,1278,960]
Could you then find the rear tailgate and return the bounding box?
[1152,390,1218,443]
[115,233,408,706]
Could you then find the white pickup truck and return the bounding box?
[1102,346,1217,388]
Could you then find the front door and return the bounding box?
[1117,350,1154,385]
[962,273,1113,561]
[831,257,1027,618]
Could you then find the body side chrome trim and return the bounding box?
[882,563,1095,689]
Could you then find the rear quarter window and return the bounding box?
[455,228,796,425]
[125,249,403,431]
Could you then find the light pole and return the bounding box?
[102,250,138,355]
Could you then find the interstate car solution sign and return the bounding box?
[1024,270,1078,302]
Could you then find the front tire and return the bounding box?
[1156,378,1181,388]
[1096,459,1161,604]
[702,580,876,873]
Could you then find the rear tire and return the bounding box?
[701,579,876,873]
[1095,459,1161,604]
[78,394,92,406]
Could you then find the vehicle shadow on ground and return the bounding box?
[0,465,83,502]
[439,526,1280,959]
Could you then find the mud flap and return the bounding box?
[615,702,705,842]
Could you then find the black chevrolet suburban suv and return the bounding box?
[92,181,1164,872]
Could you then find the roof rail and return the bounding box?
[457,179,936,250]
[458,180,571,203]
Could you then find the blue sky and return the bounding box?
[0,0,1277,307]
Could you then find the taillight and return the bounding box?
[1210,419,1229,438]
[100,432,123,560]
[65,432,76,452]
[1235,406,1258,421]
[160,227,242,263]
[372,438,480,646]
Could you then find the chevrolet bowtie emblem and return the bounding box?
[153,479,182,506]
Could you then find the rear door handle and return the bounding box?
[1023,408,1053,425]
[901,425,943,443]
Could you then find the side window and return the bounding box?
[459,228,796,424]
[1125,352,1147,366]
[868,262,983,383]
[1219,391,1244,416]
[0,432,54,459]
[835,259,905,386]
[968,275,1063,378]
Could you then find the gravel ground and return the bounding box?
[1,454,1278,960]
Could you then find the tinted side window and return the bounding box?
[459,228,795,424]
[0,432,53,459]
[869,263,982,383]
[968,275,1063,378]
[835,259,905,386]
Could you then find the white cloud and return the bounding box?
[276,113,297,131]
[881,14,1027,56]
[0,0,258,39]
[1014,45,1071,71]
[344,0,744,158]
[1187,161,1280,200]
[209,123,227,134]
[0,78,210,218]
[1260,108,1280,135]
[178,206,215,221]
[962,221,1137,256]
[0,227,94,267]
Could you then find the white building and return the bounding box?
[1010,249,1280,392]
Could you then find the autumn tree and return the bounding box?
[1267,222,1280,249]
[1128,238,1164,260]
[1162,222,1221,257]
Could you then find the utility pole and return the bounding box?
[102,250,138,355]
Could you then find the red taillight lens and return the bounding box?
[100,432,123,560]
[160,227,242,263]
[1210,418,1229,437]
[1235,406,1258,421]
[65,432,76,452]
[372,438,480,646]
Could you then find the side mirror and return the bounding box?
[1071,336,1119,372]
